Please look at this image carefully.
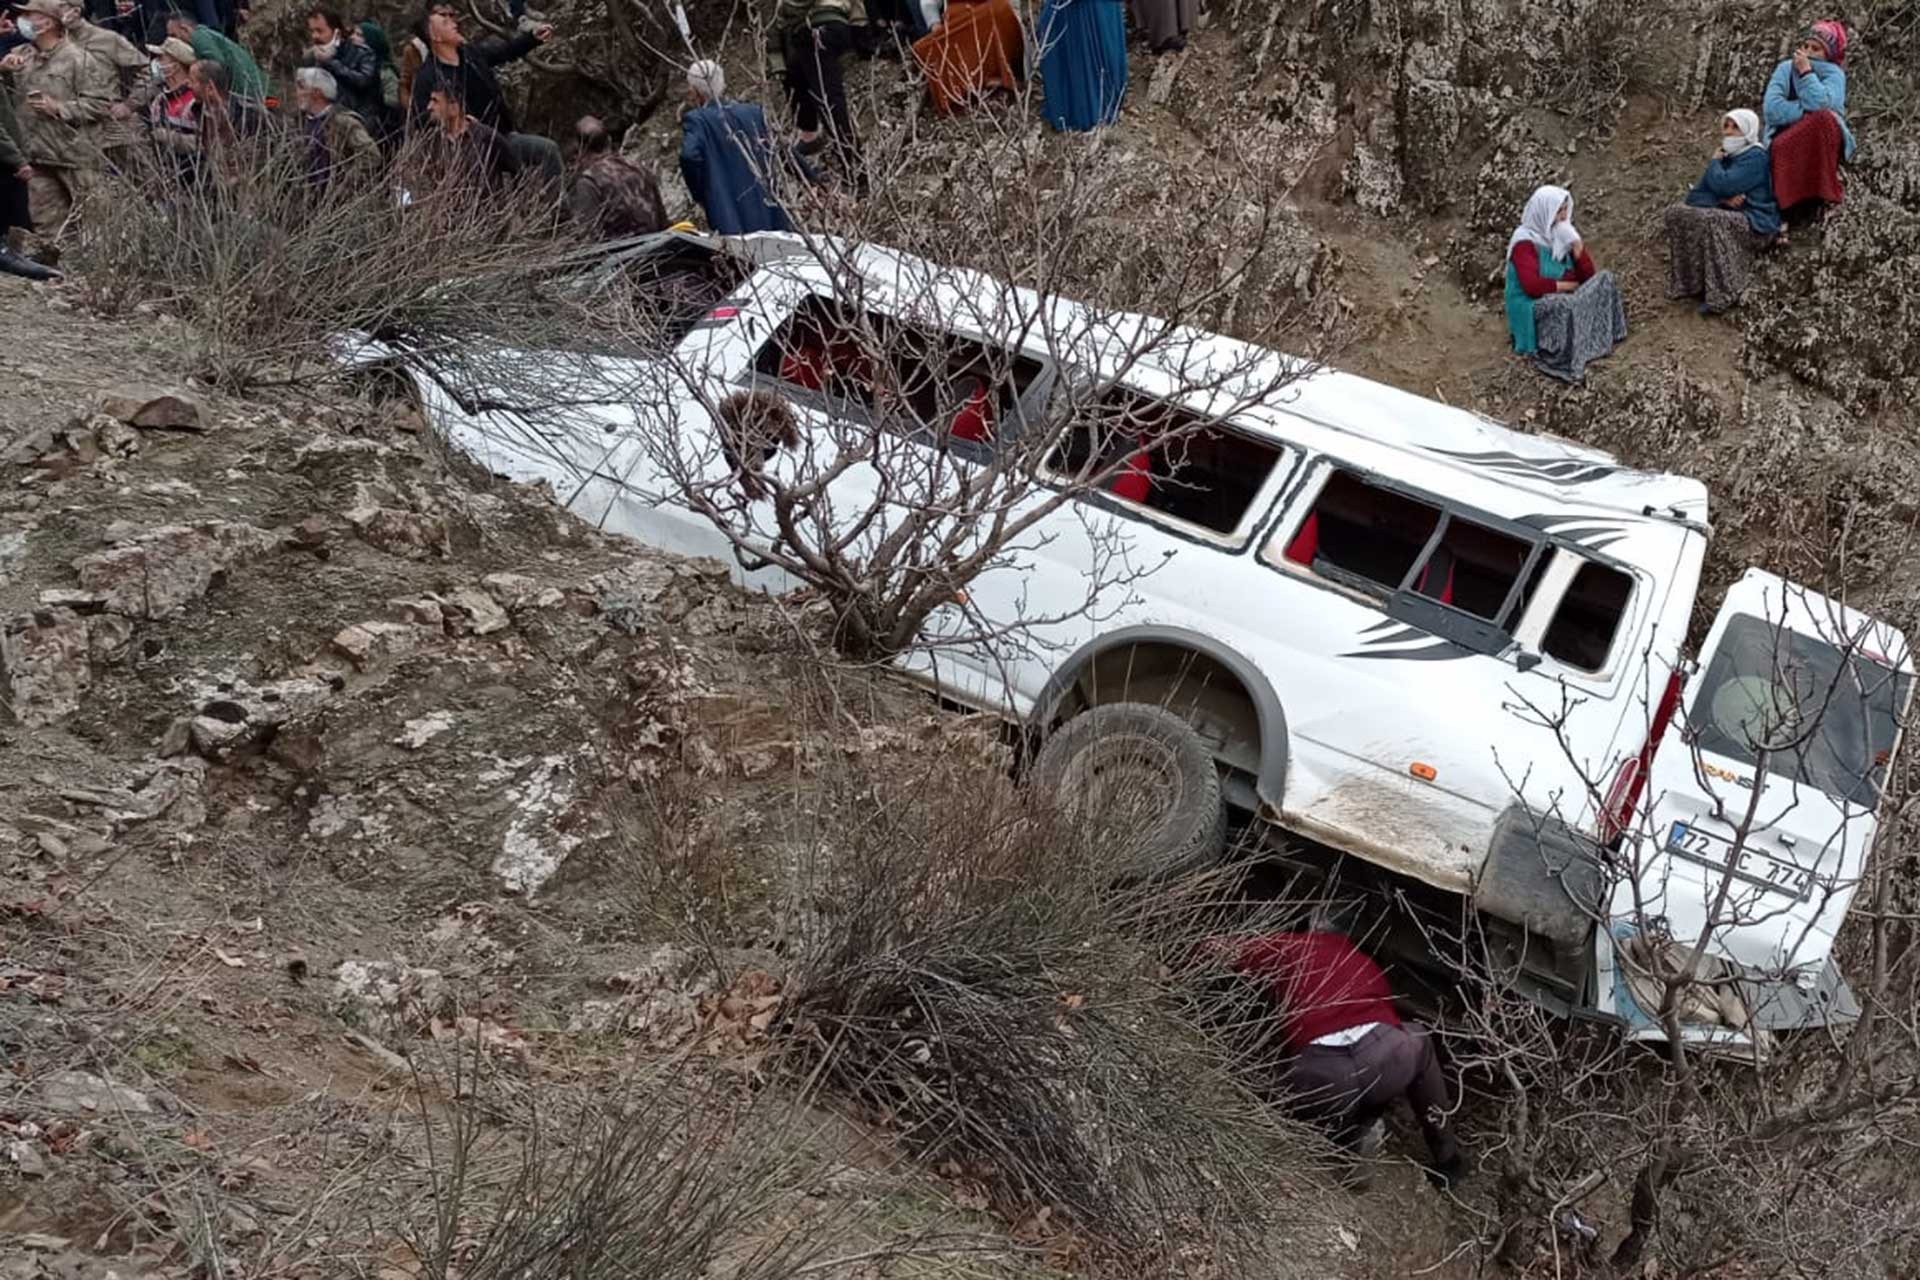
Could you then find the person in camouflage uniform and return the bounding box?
[0,65,61,277]
[567,114,665,240]
[0,0,115,255]
[59,2,148,156]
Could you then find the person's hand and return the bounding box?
[1556,279,1579,293]
[1792,49,1812,75]
[1725,193,1746,208]
[532,22,553,41]
[12,163,30,181]
[109,99,131,120]
[27,90,62,117]
[0,14,14,35]
[115,0,134,13]
[0,47,29,72]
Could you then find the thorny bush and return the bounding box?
[619,689,1340,1275]
[69,128,584,390]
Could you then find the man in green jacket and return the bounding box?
[769,0,863,191]
[0,0,114,257]
[163,9,267,102]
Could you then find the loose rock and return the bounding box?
[101,387,205,431]
[1,608,92,727]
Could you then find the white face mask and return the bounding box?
[149,59,165,80]
[16,16,38,39]
[1722,136,1748,154]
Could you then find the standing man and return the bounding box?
[1209,920,1466,1188]
[0,0,113,258]
[679,59,799,236]
[300,8,381,126]
[161,10,265,103]
[0,51,58,278]
[406,1,550,135]
[770,0,861,191]
[568,113,664,239]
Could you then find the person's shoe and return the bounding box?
[1424,1148,1470,1191]
[0,247,61,282]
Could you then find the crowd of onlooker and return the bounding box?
[0,0,1208,281]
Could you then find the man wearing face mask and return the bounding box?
[300,7,380,126]
[0,0,114,258]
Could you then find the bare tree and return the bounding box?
[1427,576,1920,1274]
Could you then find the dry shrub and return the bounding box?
[685,716,1340,1275]
[68,127,585,389]
[403,1045,854,1280]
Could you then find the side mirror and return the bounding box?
[1516,650,1543,674]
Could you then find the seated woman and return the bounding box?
[1664,109,1782,315]
[911,0,1025,117]
[1503,185,1628,383]
[1763,19,1855,212]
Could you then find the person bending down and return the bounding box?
[1208,922,1465,1188]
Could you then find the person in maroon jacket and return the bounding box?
[1210,922,1464,1186]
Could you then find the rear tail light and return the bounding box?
[1602,669,1686,842]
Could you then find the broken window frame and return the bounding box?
[745,292,1055,464]
[1039,384,1298,550]
[1264,463,1639,667]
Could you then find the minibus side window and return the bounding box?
[1542,559,1634,671]
[1047,388,1285,538]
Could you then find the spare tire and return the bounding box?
[1029,701,1228,880]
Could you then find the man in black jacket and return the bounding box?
[406,0,549,135]
[301,7,382,127]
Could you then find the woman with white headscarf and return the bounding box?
[1664,109,1781,316]
[1503,185,1627,383]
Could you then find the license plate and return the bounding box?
[1666,820,1813,900]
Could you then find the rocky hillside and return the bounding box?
[5,0,1920,1276]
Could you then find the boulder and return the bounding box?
[35,1070,154,1115]
[440,587,509,637]
[344,506,450,559]
[70,522,283,620]
[101,387,205,431]
[1,608,91,727]
[331,620,428,669]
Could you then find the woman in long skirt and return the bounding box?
[1762,20,1854,211]
[1502,185,1628,383]
[1037,0,1127,132]
[1665,109,1782,314]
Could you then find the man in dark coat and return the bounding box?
[568,113,665,239]
[406,0,549,135]
[300,7,382,127]
[678,59,800,236]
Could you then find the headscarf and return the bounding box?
[1805,19,1847,64]
[1722,108,1764,153]
[359,20,393,68]
[1507,184,1574,263]
[688,58,726,103]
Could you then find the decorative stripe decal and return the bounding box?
[1341,640,1476,662]
[1428,447,1624,486]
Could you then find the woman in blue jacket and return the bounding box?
[1664,109,1781,315]
[1763,19,1854,210]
